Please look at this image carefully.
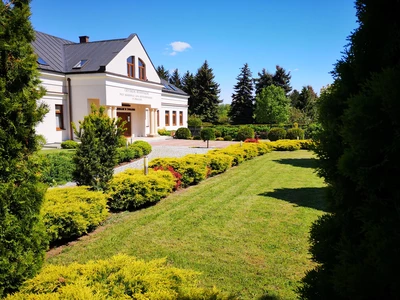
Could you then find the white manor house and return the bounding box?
[32,31,189,144]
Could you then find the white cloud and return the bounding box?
[289,68,299,72]
[168,41,191,55]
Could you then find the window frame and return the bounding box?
[127,56,135,78]
[179,111,183,126]
[55,104,64,131]
[165,110,170,126]
[138,58,146,80]
[157,110,160,127]
[172,111,177,126]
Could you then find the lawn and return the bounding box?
[47,150,327,299]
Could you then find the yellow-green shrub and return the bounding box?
[6,254,231,300]
[149,157,180,170]
[210,147,245,166]
[265,140,304,151]
[241,143,259,159]
[108,169,175,211]
[41,186,108,244]
[299,139,314,150]
[206,154,234,176]
[254,142,272,155]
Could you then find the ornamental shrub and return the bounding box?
[7,254,230,299]
[38,152,74,186]
[175,127,192,139]
[187,115,203,127]
[108,169,174,211]
[223,135,233,141]
[60,140,78,149]
[116,147,140,164]
[200,128,215,141]
[131,140,152,155]
[286,128,305,140]
[267,127,287,141]
[216,137,224,141]
[236,126,254,141]
[206,154,233,176]
[266,140,302,151]
[241,143,259,159]
[193,135,201,140]
[214,129,222,138]
[157,128,172,136]
[41,186,108,244]
[117,135,127,147]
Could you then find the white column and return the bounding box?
[153,109,158,135]
[149,108,155,136]
[107,106,112,118]
[112,106,117,119]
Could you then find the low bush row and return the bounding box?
[265,139,313,151]
[6,254,230,299]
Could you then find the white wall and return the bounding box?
[106,35,160,83]
[159,92,188,130]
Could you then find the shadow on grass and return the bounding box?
[273,158,318,169]
[257,294,281,300]
[259,187,329,212]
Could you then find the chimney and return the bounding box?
[79,36,89,43]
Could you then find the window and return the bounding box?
[157,110,160,127]
[127,56,135,78]
[179,111,183,126]
[73,59,88,69]
[37,57,48,66]
[138,58,146,80]
[165,110,170,126]
[172,111,177,126]
[55,105,64,130]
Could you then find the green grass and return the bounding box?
[47,150,327,299]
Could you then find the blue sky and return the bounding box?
[30,0,357,103]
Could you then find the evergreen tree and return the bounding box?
[229,63,254,124]
[254,85,290,124]
[289,89,300,107]
[254,68,274,96]
[156,65,170,81]
[0,1,49,296]
[299,1,400,299]
[181,71,197,115]
[72,106,124,191]
[273,65,292,94]
[192,60,221,122]
[169,68,182,89]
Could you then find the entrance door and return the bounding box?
[117,112,132,137]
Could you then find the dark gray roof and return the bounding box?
[160,78,187,95]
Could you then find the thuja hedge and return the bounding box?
[265,140,313,151]
[41,186,108,244]
[6,254,231,299]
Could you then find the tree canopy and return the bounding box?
[254,85,290,124]
[156,65,170,81]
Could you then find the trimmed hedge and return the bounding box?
[38,152,74,186]
[116,146,143,164]
[286,128,305,140]
[60,140,78,149]
[237,126,254,141]
[265,139,313,151]
[41,186,108,244]
[6,254,230,299]
[267,127,287,141]
[108,169,175,211]
[131,140,152,155]
[175,127,192,139]
[205,154,234,176]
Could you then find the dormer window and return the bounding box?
[138,58,146,80]
[127,56,135,78]
[73,59,88,69]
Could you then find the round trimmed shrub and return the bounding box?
[214,130,222,138]
[175,127,192,139]
[200,128,215,141]
[61,140,78,149]
[131,140,151,155]
[236,126,254,141]
[223,135,233,141]
[187,115,202,127]
[267,127,287,141]
[286,128,305,140]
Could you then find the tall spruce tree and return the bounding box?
[181,70,197,115]
[156,65,170,81]
[192,60,221,122]
[169,68,182,89]
[299,1,400,299]
[273,65,292,94]
[0,0,49,296]
[254,68,274,96]
[229,63,254,124]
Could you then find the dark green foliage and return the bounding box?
[255,85,290,124]
[229,63,254,124]
[117,135,127,147]
[299,1,400,299]
[169,68,182,89]
[38,152,74,185]
[193,135,201,140]
[181,71,196,115]
[175,127,192,139]
[289,89,300,107]
[254,68,274,96]
[72,106,124,190]
[200,128,216,141]
[156,65,170,81]
[286,128,305,140]
[214,129,222,138]
[304,123,322,140]
[131,140,151,156]
[267,128,287,141]
[187,115,203,127]
[60,140,78,149]
[191,61,222,122]
[216,104,231,125]
[223,135,233,141]
[272,65,292,95]
[116,146,143,164]
[0,1,49,296]
[236,126,254,141]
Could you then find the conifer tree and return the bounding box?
[299,1,400,299]
[181,71,197,115]
[254,68,274,96]
[273,65,292,94]
[169,68,182,89]
[156,65,170,81]
[0,1,49,296]
[192,60,221,122]
[229,63,254,124]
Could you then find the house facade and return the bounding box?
[32,31,188,143]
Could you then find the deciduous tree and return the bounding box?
[254,85,290,124]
